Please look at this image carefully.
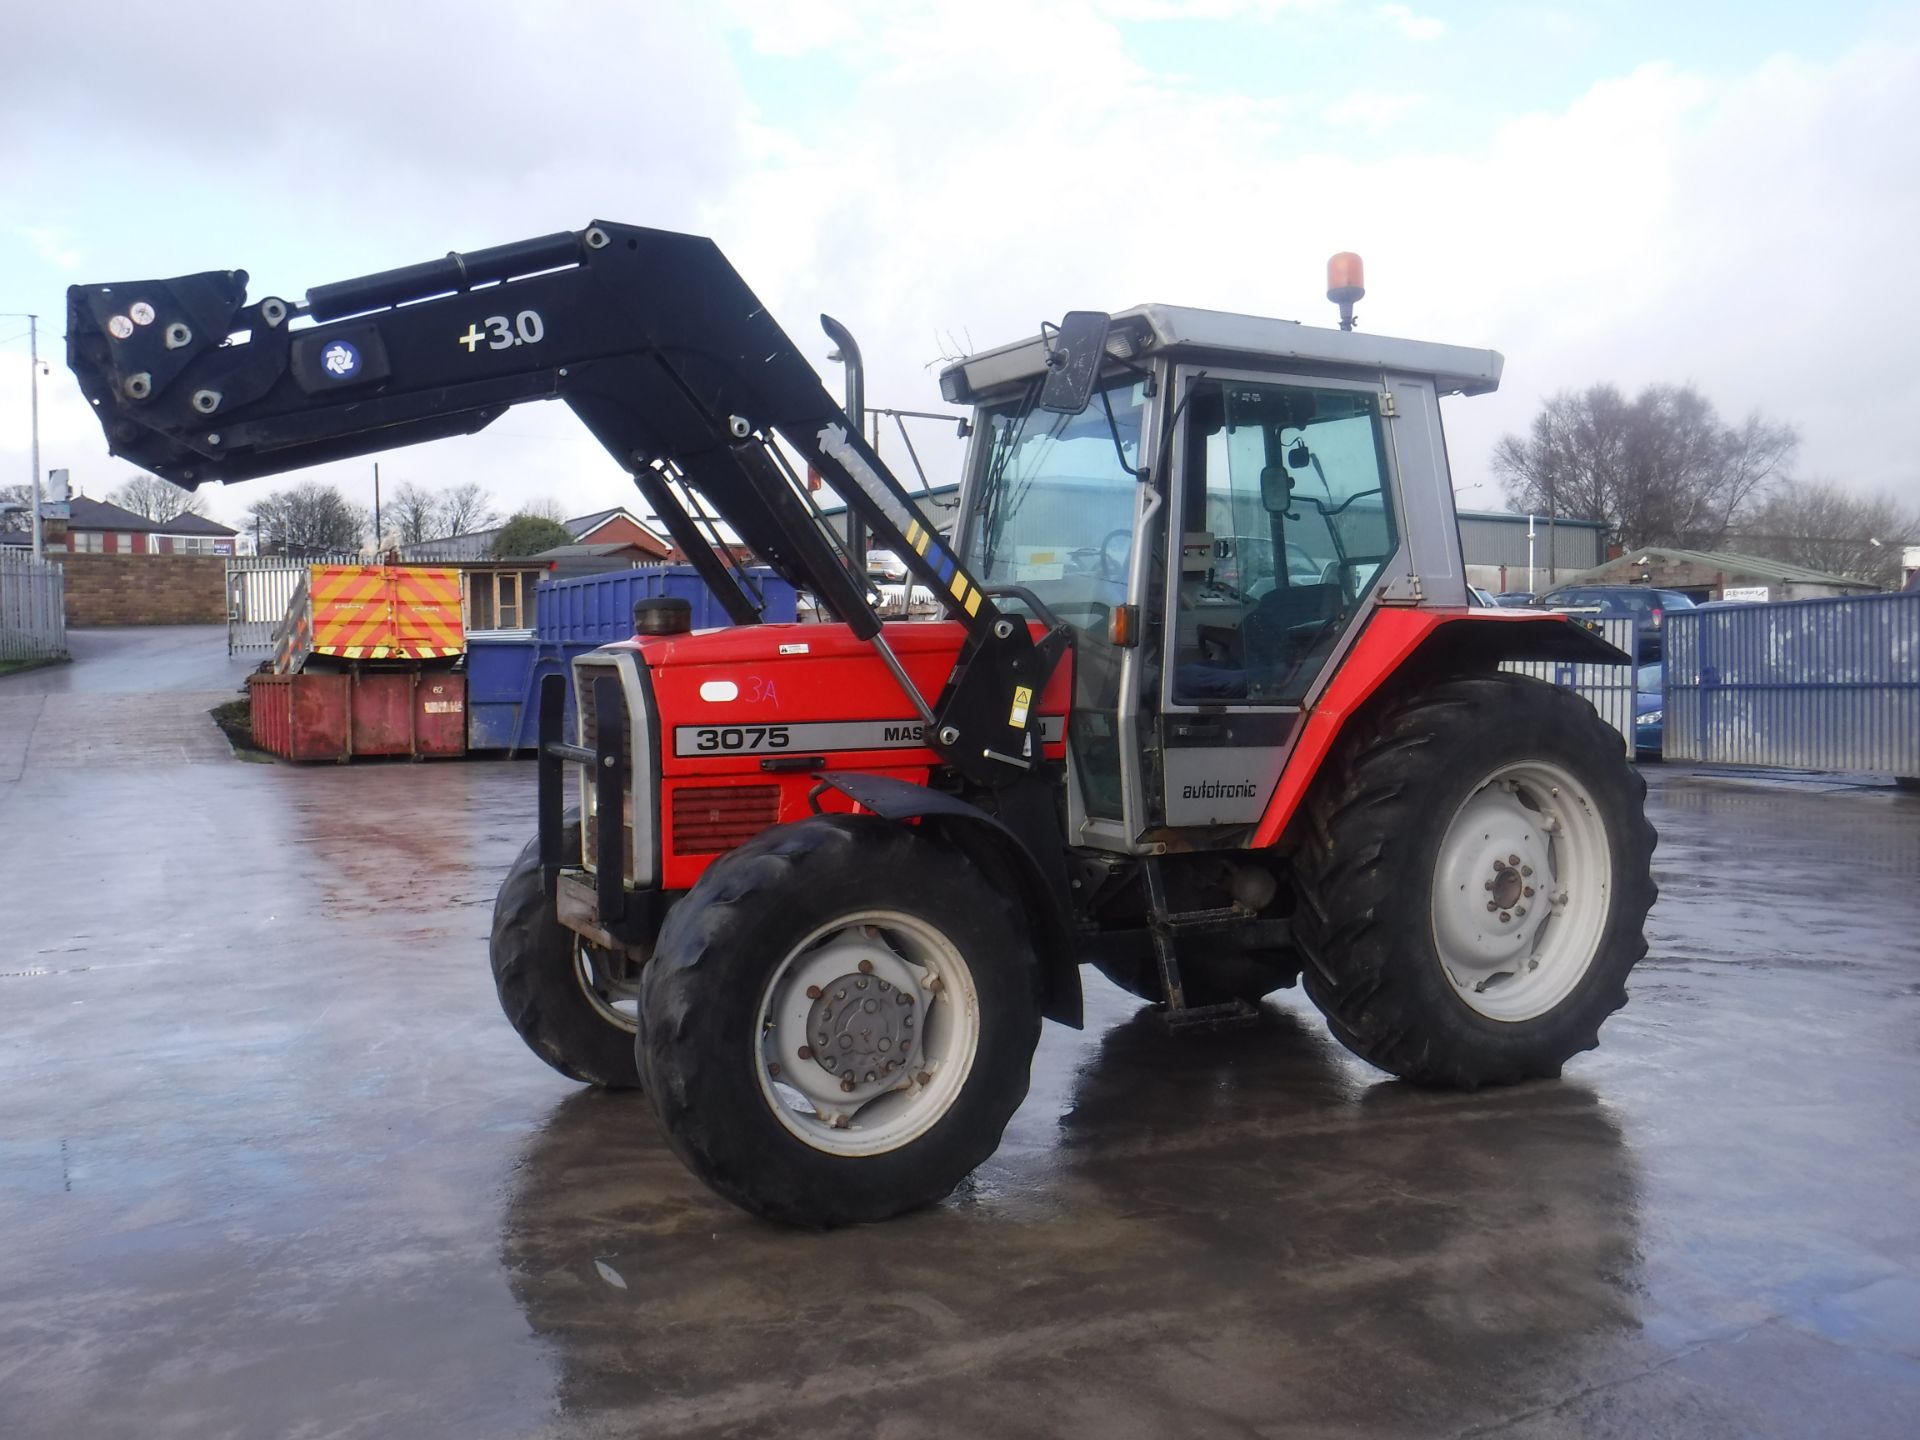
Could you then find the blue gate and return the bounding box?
[1664,592,1920,778]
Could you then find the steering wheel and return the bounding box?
[1098,528,1133,582]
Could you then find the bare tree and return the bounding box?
[247,482,369,556]
[1730,479,1920,589]
[520,495,568,524]
[436,482,499,538]
[385,482,440,546]
[0,483,29,535]
[1493,383,1797,550]
[111,473,206,522]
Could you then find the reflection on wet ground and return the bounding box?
[2,633,1916,1438]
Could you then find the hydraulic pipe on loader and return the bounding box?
[67,220,1069,786]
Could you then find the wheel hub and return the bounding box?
[804,971,917,1088]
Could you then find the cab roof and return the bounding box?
[938,303,1504,405]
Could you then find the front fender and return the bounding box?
[811,772,1084,1029]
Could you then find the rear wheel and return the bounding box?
[490,825,643,1089]
[1292,673,1657,1088]
[639,815,1043,1227]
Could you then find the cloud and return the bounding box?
[13,226,81,273]
[1323,88,1425,133]
[3,2,1916,534]
[1376,3,1446,40]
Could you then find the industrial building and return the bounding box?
[1556,547,1878,603]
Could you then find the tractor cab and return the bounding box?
[940,305,1502,849]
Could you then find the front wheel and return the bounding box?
[1292,673,1657,1088]
[639,815,1043,1227]
[489,824,643,1089]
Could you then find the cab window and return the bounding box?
[1173,379,1396,704]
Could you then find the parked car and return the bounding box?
[1635,660,1664,759]
[1537,585,1697,659]
[1468,585,1497,607]
[1493,591,1536,607]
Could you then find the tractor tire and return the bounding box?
[489,824,643,1090]
[638,814,1043,1227]
[1292,673,1657,1089]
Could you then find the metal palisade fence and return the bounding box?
[1502,615,1639,755]
[0,550,67,662]
[226,553,361,654]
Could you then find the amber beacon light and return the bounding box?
[1326,252,1365,332]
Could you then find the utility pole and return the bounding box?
[27,315,42,556]
[373,462,383,555]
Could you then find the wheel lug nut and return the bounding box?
[858,959,874,975]
[1521,865,1532,877]
[878,979,890,991]
[823,1056,836,1070]
[838,1035,852,1049]
[1499,911,1511,923]
[864,1071,876,1083]
[856,978,869,990]
[1508,854,1521,866]
[1484,880,1494,891]
[1523,886,1534,898]
[1486,901,1498,912]
[1515,907,1527,918]
[806,985,823,1000]
[835,989,846,1000]
[798,1045,813,1060]
[897,993,910,1006]
[841,1077,856,1094]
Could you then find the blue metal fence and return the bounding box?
[1664,592,1920,778]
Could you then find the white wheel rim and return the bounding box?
[573,939,640,1034]
[754,910,981,1158]
[1430,759,1612,1022]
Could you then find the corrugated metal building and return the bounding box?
[1555,547,1877,603]
[1455,510,1605,594]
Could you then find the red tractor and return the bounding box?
[69,223,1655,1226]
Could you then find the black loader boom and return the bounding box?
[67,220,1069,785]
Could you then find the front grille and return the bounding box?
[576,659,639,882]
[671,785,780,855]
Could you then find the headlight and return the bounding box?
[1638,710,1662,726]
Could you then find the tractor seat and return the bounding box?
[1175,581,1344,702]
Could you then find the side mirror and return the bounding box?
[1037,310,1112,414]
[1259,465,1293,512]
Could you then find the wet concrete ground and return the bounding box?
[2,628,1917,1438]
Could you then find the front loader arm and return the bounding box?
[68,220,1067,785]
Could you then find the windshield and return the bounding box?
[968,379,1147,619]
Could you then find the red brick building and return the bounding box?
[58,495,239,557]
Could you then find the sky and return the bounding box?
[3,0,1916,533]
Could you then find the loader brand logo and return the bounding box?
[1181,779,1260,800]
[320,340,362,379]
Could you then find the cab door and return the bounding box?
[1154,367,1406,831]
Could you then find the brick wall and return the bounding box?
[61,553,227,626]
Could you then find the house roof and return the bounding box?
[62,495,237,535]
[1578,546,1876,590]
[153,510,238,536]
[66,495,158,531]
[566,507,669,547]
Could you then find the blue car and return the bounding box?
[1635,661,1664,759]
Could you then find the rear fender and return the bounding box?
[1250,609,1627,850]
[811,772,1084,1029]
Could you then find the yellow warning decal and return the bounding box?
[949,572,968,602]
[906,518,923,547]
[1009,684,1034,727]
[964,587,983,617]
